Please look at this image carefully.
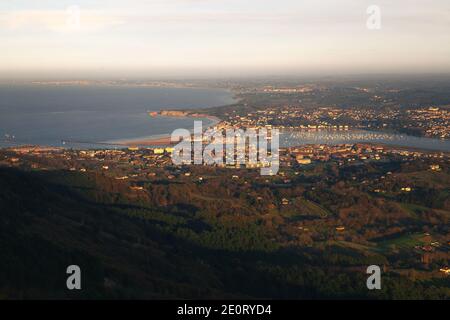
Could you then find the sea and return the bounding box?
[0,84,235,149]
[0,84,449,152]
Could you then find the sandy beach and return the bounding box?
[114,113,222,147]
[124,136,177,146]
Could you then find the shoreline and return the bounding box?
[110,113,222,147]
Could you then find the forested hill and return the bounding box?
[0,168,447,299]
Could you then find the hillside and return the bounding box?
[0,167,448,299]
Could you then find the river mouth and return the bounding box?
[280,129,450,152]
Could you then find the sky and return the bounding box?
[1,0,450,78]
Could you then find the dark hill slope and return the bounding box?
[0,168,314,299]
[0,168,447,299]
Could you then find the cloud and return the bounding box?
[0,8,125,33]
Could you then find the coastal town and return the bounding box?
[2,141,448,175]
[208,104,450,139]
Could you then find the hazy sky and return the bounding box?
[1,0,450,78]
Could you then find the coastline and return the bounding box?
[110,113,222,147]
[118,136,174,146]
[0,84,238,149]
